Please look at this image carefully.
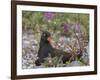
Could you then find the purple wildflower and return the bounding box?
[75,22,81,33]
[44,12,55,20]
[62,22,69,32]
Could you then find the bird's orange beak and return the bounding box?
[47,36,53,44]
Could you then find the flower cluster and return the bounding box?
[62,22,69,32]
[44,12,55,20]
[75,21,81,33]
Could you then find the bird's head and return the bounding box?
[41,31,53,44]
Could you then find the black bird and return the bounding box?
[35,31,81,66]
[35,31,54,66]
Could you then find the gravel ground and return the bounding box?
[22,30,89,69]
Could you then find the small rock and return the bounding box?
[66,61,83,67]
[80,45,89,65]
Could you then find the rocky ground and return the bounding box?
[22,30,89,69]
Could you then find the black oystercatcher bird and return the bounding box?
[35,31,81,66]
[35,31,54,66]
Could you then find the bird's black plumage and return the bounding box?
[35,31,54,66]
[35,31,81,66]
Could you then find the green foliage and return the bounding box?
[41,54,64,67]
[22,11,89,34]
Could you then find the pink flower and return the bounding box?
[44,12,55,20]
[62,22,69,32]
[75,22,81,33]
